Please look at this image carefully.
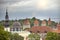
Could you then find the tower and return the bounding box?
[4,9,10,32]
[5,9,9,27]
[23,18,30,30]
[48,18,51,26]
[41,20,46,26]
[34,19,39,26]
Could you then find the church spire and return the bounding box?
[4,8,9,27]
[5,8,9,20]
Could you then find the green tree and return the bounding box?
[0,29,10,40]
[28,33,40,40]
[45,32,57,40]
[10,33,24,40]
[0,24,4,30]
[0,24,11,40]
[57,34,60,40]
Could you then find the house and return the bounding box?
[41,20,46,26]
[23,18,30,30]
[34,19,39,26]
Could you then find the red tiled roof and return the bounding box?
[52,29,60,33]
[30,26,52,33]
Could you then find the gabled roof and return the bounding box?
[34,19,39,24]
[23,19,30,25]
[42,20,46,24]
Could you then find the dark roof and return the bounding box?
[11,21,21,28]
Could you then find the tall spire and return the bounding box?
[5,8,9,20]
[4,8,9,27]
[6,8,8,15]
[48,18,51,21]
[48,18,51,26]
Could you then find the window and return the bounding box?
[16,28,18,31]
[37,31,40,33]
[13,28,15,31]
[44,31,47,33]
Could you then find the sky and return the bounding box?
[0,0,60,22]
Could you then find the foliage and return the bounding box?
[10,33,24,40]
[57,34,60,40]
[28,33,40,40]
[0,29,10,40]
[0,24,4,30]
[45,32,58,40]
[0,23,11,40]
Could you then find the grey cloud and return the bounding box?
[0,0,30,4]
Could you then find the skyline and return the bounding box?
[0,0,60,22]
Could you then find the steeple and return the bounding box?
[48,18,51,26]
[5,9,9,20]
[4,8,9,27]
[48,18,51,21]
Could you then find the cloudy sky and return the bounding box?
[0,0,60,22]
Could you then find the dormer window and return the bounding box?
[37,31,40,33]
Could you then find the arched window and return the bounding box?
[16,28,18,31]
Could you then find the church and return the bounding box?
[4,9,30,34]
